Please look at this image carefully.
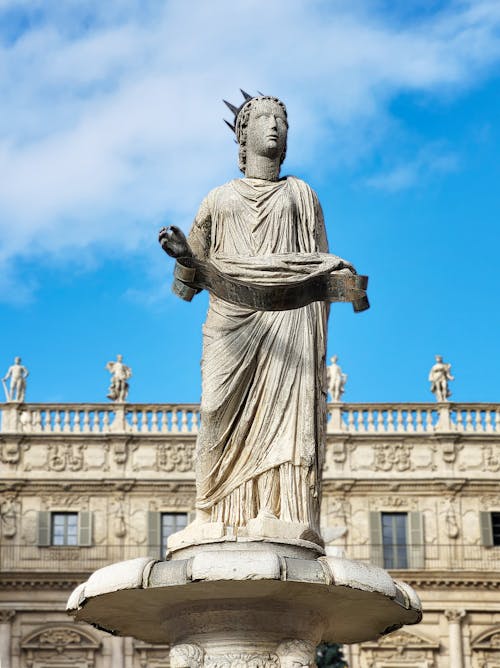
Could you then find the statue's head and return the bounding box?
[330,355,338,364]
[435,355,443,363]
[170,643,204,668]
[276,639,315,668]
[117,354,123,362]
[224,91,288,173]
[14,357,21,364]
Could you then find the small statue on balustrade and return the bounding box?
[327,355,347,402]
[2,356,29,403]
[428,354,454,402]
[106,354,132,402]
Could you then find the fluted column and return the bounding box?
[0,610,16,668]
[111,635,125,668]
[445,609,466,668]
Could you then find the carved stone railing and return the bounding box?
[0,402,498,435]
[0,403,200,435]
[328,403,500,435]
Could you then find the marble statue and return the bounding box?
[2,357,29,402]
[429,355,454,402]
[106,354,132,402]
[327,355,347,402]
[67,92,422,667]
[159,92,366,546]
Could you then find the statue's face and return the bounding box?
[117,354,123,362]
[245,99,287,160]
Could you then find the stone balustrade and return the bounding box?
[0,402,498,435]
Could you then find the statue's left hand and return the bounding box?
[333,257,356,274]
[158,225,193,259]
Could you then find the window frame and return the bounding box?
[50,511,79,547]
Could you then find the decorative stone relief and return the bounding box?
[330,439,347,464]
[483,445,500,473]
[112,438,137,466]
[276,640,316,668]
[205,653,278,668]
[21,624,100,666]
[480,495,500,509]
[0,437,28,465]
[24,443,86,472]
[444,609,466,623]
[47,443,85,472]
[443,497,460,539]
[134,641,170,668]
[471,626,500,668]
[324,496,349,524]
[0,493,20,538]
[170,643,204,668]
[377,496,418,510]
[112,493,127,538]
[149,492,195,510]
[0,609,16,623]
[439,438,463,464]
[155,441,195,473]
[361,628,439,666]
[373,443,413,472]
[40,493,89,510]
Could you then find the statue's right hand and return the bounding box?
[158,226,192,259]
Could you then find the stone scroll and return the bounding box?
[172,254,369,313]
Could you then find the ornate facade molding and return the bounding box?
[21,623,101,651]
[0,609,16,623]
[374,443,413,472]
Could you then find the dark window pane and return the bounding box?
[381,512,408,569]
[161,512,188,549]
[492,512,500,546]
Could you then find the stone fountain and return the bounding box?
[67,91,421,668]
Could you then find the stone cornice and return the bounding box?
[0,575,86,590]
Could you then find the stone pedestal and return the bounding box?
[67,541,421,665]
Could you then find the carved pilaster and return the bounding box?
[445,609,466,668]
[0,610,15,668]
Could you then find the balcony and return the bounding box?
[1,402,499,435]
[0,543,498,575]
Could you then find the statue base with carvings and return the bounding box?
[67,537,422,667]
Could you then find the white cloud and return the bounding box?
[366,144,460,191]
[0,0,499,296]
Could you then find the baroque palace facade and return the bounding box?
[0,400,499,668]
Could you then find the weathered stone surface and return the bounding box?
[67,547,421,645]
[84,557,155,598]
[191,550,281,582]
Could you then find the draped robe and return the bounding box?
[188,176,329,533]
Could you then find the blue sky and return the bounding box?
[0,0,499,404]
